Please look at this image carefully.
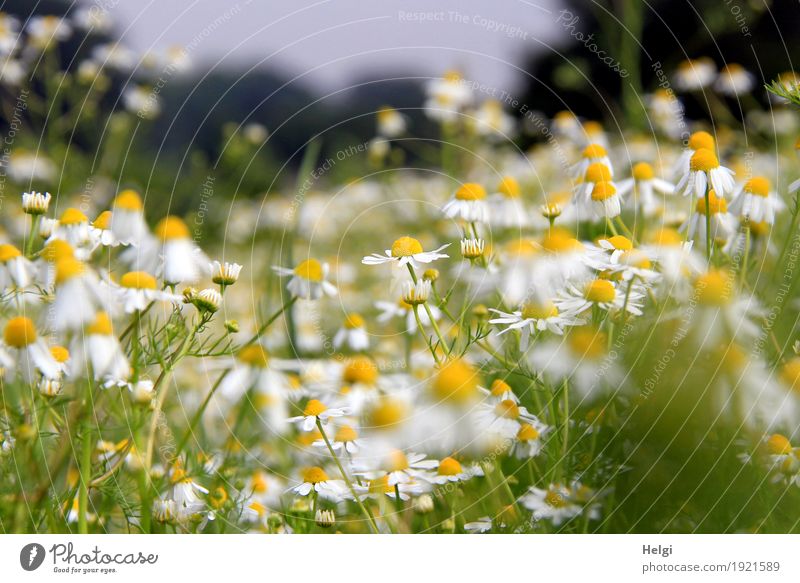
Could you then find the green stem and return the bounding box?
[78,382,93,534]
[316,420,378,533]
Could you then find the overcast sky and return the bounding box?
[103,0,565,97]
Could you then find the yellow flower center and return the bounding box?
[154,216,190,241]
[497,176,520,198]
[694,270,733,306]
[521,300,558,319]
[251,472,269,493]
[92,210,112,230]
[749,221,769,237]
[388,450,409,472]
[293,258,323,282]
[743,176,770,197]
[87,312,114,335]
[431,358,480,404]
[541,229,583,253]
[604,235,633,251]
[582,144,607,159]
[494,399,520,419]
[545,489,567,508]
[631,162,654,181]
[766,434,792,456]
[369,398,407,429]
[303,399,327,417]
[568,328,607,359]
[695,190,727,214]
[391,236,424,257]
[584,163,612,184]
[780,358,800,392]
[42,239,74,262]
[368,475,392,494]
[438,456,463,476]
[113,189,144,211]
[455,183,487,201]
[490,379,512,397]
[50,345,70,363]
[443,70,462,82]
[343,356,378,384]
[4,317,37,348]
[688,131,715,151]
[584,279,616,303]
[591,181,617,201]
[55,257,85,284]
[335,425,358,442]
[0,244,21,262]
[344,313,365,329]
[301,466,329,484]
[649,228,683,246]
[238,345,269,368]
[517,423,539,441]
[120,271,157,290]
[60,207,88,226]
[689,148,719,172]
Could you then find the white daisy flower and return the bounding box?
[21,191,51,215]
[376,106,407,138]
[571,143,613,179]
[51,257,110,332]
[672,130,716,180]
[429,456,483,484]
[289,466,349,502]
[616,162,674,217]
[488,176,529,229]
[2,317,60,381]
[69,312,130,385]
[679,190,737,248]
[287,398,348,432]
[675,148,736,199]
[333,313,369,351]
[442,183,489,223]
[490,299,583,349]
[556,278,644,318]
[374,296,442,333]
[673,57,716,92]
[728,176,785,225]
[273,258,337,300]
[715,63,755,96]
[313,424,362,455]
[0,244,35,291]
[110,190,149,245]
[511,420,551,459]
[111,271,182,313]
[362,236,449,270]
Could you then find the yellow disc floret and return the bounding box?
[55,257,85,284]
[584,163,612,183]
[344,313,365,329]
[0,244,21,263]
[766,434,792,456]
[438,456,463,476]
[303,399,327,417]
[369,398,407,429]
[584,279,616,303]
[688,131,715,151]
[120,271,157,290]
[4,316,37,348]
[113,189,144,211]
[59,207,88,226]
[582,144,607,159]
[391,236,424,257]
[690,148,720,172]
[92,210,112,230]
[521,300,558,319]
[301,466,329,484]
[430,358,480,404]
[497,176,520,198]
[343,356,378,385]
[293,258,323,282]
[50,345,70,363]
[695,190,727,214]
[743,176,770,197]
[237,345,269,368]
[154,216,190,241]
[694,270,733,306]
[87,312,114,335]
[517,423,540,441]
[494,399,520,420]
[568,327,607,359]
[631,162,654,181]
[455,183,487,201]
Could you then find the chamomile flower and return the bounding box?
[273,258,337,300]
[616,162,674,216]
[442,183,489,223]
[475,397,541,441]
[714,63,755,96]
[672,130,716,180]
[362,236,449,270]
[374,296,441,332]
[673,57,716,92]
[354,448,438,486]
[333,313,369,351]
[50,207,91,249]
[287,398,348,432]
[210,260,243,287]
[680,189,737,246]
[557,278,644,317]
[424,70,473,122]
[21,191,51,215]
[571,143,613,179]
[69,312,130,385]
[52,257,109,332]
[290,466,348,502]
[529,327,624,400]
[2,317,60,381]
[489,299,582,349]
[376,105,407,138]
[429,456,483,484]
[0,244,34,291]
[521,482,600,526]
[313,424,362,455]
[110,189,148,245]
[489,176,529,229]
[728,176,784,224]
[511,420,551,459]
[676,148,736,199]
[574,162,613,205]
[27,15,72,50]
[470,99,515,138]
[166,465,209,520]
[689,270,762,348]
[587,181,622,220]
[113,271,182,313]
[89,211,118,248]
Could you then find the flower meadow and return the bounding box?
[3,11,800,536]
